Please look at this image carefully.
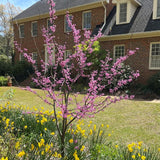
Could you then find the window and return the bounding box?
[157,0,160,17]
[114,45,125,61]
[119,3,127,23]
[31,22,38,37]
[32,52,38,66]
[149,42,160,69]
[19,24,24,38]
[45,44,55,71]
[82,11,91,29]
[64,15,72,32]
[64,50,72,60]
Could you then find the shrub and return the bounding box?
[12,61,34,83]
[0,76,8,86]
[147,72,160,95]
[0,55,12,76]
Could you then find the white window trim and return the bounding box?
[149,42,160,70]
[116,2,128,24]
[64,15,72,33]
[31,21,38,37]
[113,44,125,61]
[19,24,24,38]
[153,0,160,19]
[82,10,92,30]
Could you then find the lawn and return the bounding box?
[0,86,160,149]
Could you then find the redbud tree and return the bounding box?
[15,0,139,157]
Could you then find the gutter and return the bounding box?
[101,0,107,31]
[99,30,160,41]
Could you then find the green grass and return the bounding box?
[0,86,160,149]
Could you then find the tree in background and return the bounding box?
[15,0,139,157]
[0,2,21,62]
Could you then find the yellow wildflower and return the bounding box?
[51,132,55,135]
[138,141,143,147]
[44,128,47,131]
[69,139,73,143]
[106,124,109,128]
[132,155,136,159]
[38,139,45,148]
[73,150,79,160]
[24,125,27,129]
[128,147,133,152]
[0,157,8,160]
[101,124,104,127]
[115,145,118,148]
[15,141,20,149]
[5,119,10,127]
[141,156,146,160]
[108,133,111,137]
[93,125,96,131]
[31,144,35,151]
[89,129,93,135]
[17,150,25,157]
[45,144,50,153]
[99,130,103,136]
[158,148,160,152]
[41,150,45,155]
[138,153,141,157]
[80,145,85,152]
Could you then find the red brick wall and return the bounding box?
[100,37,160,84]
[14,4,114,65]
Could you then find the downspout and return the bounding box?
[101,0,109,31]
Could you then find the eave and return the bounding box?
[99,31,160,41]
[12,1,105,24]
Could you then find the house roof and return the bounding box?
[13,0,103,21]
[103,0,160,37]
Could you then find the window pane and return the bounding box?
[114,45,125,60]
[19,25,24,38]
[157,0,160,17]
[83,12,91,29]
[150,43,160,68]
[32,22,38,36]
[120,3,127,23]
[65,15,72,32]
[32,53,38,66]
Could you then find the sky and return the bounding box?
[1,0,39,10]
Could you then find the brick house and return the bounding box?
[12,0,160,84]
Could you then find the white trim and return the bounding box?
[31,21,38,37]
[82,10,92,30]
[149,42,160,70]
[99,31,160,41]
[153,0,160,19]
[19,24,24,38]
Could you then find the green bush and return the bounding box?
[0,76,8,86]
[12,61,34,83]
[0,55,12,76]
[147,72,160,95]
